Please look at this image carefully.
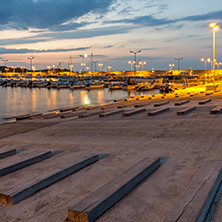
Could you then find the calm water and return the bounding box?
[0,87,160,123]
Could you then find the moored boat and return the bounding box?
[85,82,104,90]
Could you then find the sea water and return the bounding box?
[0,86,160,123]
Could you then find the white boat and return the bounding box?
[109,82,124,90]
[69,81,85,90]
[136,81,155,91]
[85,82,104,90]
[122,82,138,90]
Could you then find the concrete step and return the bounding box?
[122,108,146,117]
[79,110,104,118]
[0,151,52,177]
[177,106,196,115]
[174,100,189,106]
[199,99,212,105]
[153,101,170,107]
[60,110,87,118]
[29,112,57,120]
[0,149,16,159]
[0,153,105,205]
[60,107,80,112]
[210,106,222,114]
[66,157,162,222]
[148,107,170,116]
[44,111,72,119]
[164,161,222,222]
[99,109,124,117]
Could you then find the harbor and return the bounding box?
[1,83,222,221]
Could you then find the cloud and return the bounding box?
[0,0,115,30]
[104,9,222,28]
[179,9,222,22]
[0,26,131,46]
[0,46,91,54]
[111,55,167,61]
[103,45,114,49]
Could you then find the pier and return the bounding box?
[1,85,222,221]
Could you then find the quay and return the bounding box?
[1,85,222,221]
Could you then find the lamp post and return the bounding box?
[108,65,112,71]
[209,23,219,74]
[79,54,87,72]
[3,59,8,66]
[175,58,183,74]
[20,67,25,76]
[130,50,141,77]
[128,61,133,71]
[215,62,222,69]
[12,67,16,75]
[169,64,175,71]
[98,63,103,72]
[201,58,207,71]
[92,61,98,73]
[207,58,212,70]
[139,61,146,71]
[27,56,34,71]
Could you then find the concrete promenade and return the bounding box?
[1,85,222,221]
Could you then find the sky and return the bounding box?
[0,0,222,71]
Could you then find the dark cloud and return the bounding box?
[104,9,222,27]
[179,9,222,22]
[104,15,173,27]
[0,0,115,30]
[0,46,91,54]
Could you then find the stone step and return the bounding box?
[0,149,16,159]
[78,110,104,118]
[29,112,57,120]
[177,106,196,115]
[164,161,222,222]
[60,111,87,119]
[153,101,170,107]
[0,153,104,205]
[122,108,146,117]
[66,157,162,222]
[60,107,80,112]
[210,106,222,114]
[44,111,72,119]
[198,99,212,105]
[148,107,170,116]
[174,100,189,106]
[99,109,124,117]
[0,151,52,177]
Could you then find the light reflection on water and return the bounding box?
[0,87,160,123]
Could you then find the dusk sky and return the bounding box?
[0,0,222,71]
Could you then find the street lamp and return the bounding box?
[209,23,219,74]
[20,67,25,76]
[98,63,103,72]
[108,65,112,71]
[169,64,175,71]
[139,61,146,71]
[207,58,212,70]
[79,54,87,72]
[128,61,133,71]
[174,58,183,74]
[3,59,8,66]
[92,61,98,72]
[130,50,141,77]
[215,62,222,69]
[27,56,34,71]
[201,58,207,71]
